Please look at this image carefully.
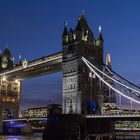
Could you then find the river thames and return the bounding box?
[0,134,42,140]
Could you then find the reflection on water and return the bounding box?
[0,133,42,140]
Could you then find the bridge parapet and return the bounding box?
[85,132,140,140]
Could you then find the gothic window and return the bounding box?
[14,87,17,91]
[73,84,75,89]
[73,33,76,40]
[2,85,5,90]
[69,34,73,42]
[68,68,70,73]
[73,83,76,89]
[70,99,72,104]
[7,85,11,91]
[70,84,72,89]
[68,85,70,90]
[66,36,68,42]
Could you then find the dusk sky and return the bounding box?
[0,0,140,110]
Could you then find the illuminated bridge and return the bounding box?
[0,13,140,123]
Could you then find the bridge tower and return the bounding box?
[0,48,21,119]
[62,14,104,114]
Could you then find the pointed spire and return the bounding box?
[98,25,103,41]
[69,28,73,33]
[63,21,68,36]
[19,54,22,65]
[75,11,90,32]
[19,54,21,59]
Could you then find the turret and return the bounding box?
[62,22,68,45]
[95,26,104,68]
[75,15,90,32]
[63,22,68,36]
[75,12,94,42]
[68,28,74,42]
[2,47,14,69]
[96,25,103,46]
[19,55,22,65]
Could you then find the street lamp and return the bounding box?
[15,79,18,83]
[89,71,96,114]
[2,76,6,82]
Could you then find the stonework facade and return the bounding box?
[0,78,21,119]
[0,48,20,119]
[62,15,103,114]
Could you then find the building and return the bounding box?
[103,53,117,114]
[24,104,62,118]
[62,14,103,114]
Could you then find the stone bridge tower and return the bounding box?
[62,14,104,114]
[0,48,21,119]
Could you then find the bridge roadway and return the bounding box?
[3,114,140,122]
[85,132,140,140]
[86,114,140,121]
[3,118,48,122]
[0,52,62,80]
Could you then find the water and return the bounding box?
[0,133,42,140]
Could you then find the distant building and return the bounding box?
[103,53,117,114]
[24,104,62,118]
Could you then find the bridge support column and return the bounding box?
[86,118,115,136]
[0,77,21,119]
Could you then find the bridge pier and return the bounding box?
[86,118,115,134]
[43,114,115,140]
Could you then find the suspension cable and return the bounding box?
[105,65,139,96]
[82,57,140,95]
[82,57,140,104]
[104,64,140,90]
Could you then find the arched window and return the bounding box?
[7,85,11,91]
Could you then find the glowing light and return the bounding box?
[98,25,102,33]
[89,72,96,79]
[15,79,18,83]
[81,10,85,15]
[64,21,67,26]
[2,76,6,81]
[19,55,21,59]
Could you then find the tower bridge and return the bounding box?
[0,14,140,121]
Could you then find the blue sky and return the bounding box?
[0,0,140,110]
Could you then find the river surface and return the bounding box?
[0,133,42,140]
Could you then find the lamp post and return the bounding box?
[89,71,96,114]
